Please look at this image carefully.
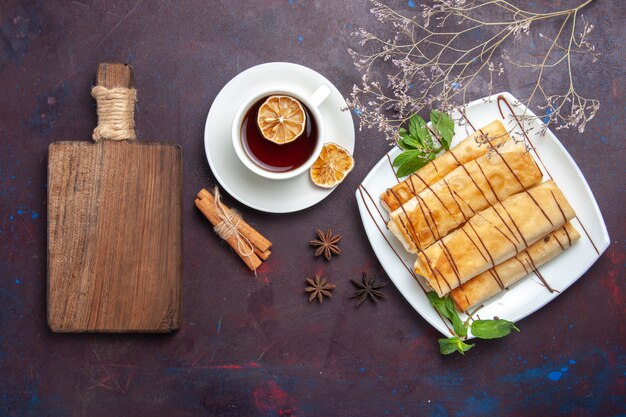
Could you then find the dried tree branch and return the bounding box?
[347,0,600,144]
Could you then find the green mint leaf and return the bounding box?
[396,151,436,177]
[427,291,467,337]
[456,339,474,354]
[445,292,467,337]
[400,136,421,150]
[426,291,450,319]
[395,110,452,177]
[408,114,422,140]
[452,316,466,338]
[438,337,474,355]
[408,114,432,147]
[438,337,460,355]
[443,293,455,315]
[397,128,421,151]
[451,311,467,338]
[398,128,410,140]
[397,138,410,151]
[396,155,430,177]
[417,120,433,147]
[471,319,520,339]
[430,110,454,150]
[392,150,422,167]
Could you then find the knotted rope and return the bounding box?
[91,86,137,141]
[212,187,256,265]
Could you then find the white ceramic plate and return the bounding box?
[204,62,355,213]
[356,92,610,339]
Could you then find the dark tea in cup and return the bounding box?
[232,85,330,180]
[240,96,318,173]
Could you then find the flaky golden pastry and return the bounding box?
[381,120,510,212]
[388,140,542,253]
[451,223,580,311]
[414,181,576,296]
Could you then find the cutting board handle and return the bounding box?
[91,63,137,142]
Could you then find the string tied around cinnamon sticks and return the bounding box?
[91,86,137,141]
[195,187,272,271]
[212,187,255,259]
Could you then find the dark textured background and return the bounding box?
[0,1,624,416]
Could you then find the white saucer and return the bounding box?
[204,62,355,213]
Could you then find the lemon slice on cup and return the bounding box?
[257,95,307,144]
[310,143,355,188]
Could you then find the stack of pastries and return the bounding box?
[382,120,580,312]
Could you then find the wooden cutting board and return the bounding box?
[47,63,182,332]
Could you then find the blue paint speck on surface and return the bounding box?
[12,207,39,220]
[452,82,461,90]
[561,367,568,373]
[359,367,365,373]
[353,108,362,117]
[548,371,563,381]
[569,359,576,364]
[600,135,607,144]
[297,35,304,44]
[408,0,416,8]
[15,279,21,285]
[543,106,554,124]
[289,0,294,4]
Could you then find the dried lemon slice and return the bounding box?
[310,143,355,188]
[257,95,306,144]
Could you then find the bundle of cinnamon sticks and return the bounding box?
[195,188,272,271]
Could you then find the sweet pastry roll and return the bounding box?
[414,180,575,296]
[388,140,543,253]
[381,120,510,212]
[450,223,580,311]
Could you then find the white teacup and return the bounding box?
[232,85,332,180]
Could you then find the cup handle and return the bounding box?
[309,85,332,108]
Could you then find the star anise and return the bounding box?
[351,272,387,307]
[305,274,336,304]
[309,229,341,261]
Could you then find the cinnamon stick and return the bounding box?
[254,247,272,260]
[194,196,262,271]
[197,189,272,252]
